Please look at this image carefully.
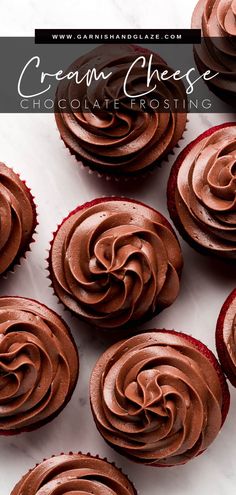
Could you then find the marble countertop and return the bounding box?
[0,1,236,494]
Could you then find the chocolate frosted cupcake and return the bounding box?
[192,0,236,102]
[0,297,79,435]
[0,163,37,276]
[11,453,136,495]
[55,44,187,177]
[90,330,230,467]
[49,198,183,330]
[216,288,236,386]
[167,123,236,259]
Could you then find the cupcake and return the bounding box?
[90,329,230,467]
[167,123,236,259]
[192,0,236,103]
[0,297,79,435]
[54,44,187,177]
[11,452,136,495]
[0,162,37,276]
[48,197,183,330]
[216,288,236,386]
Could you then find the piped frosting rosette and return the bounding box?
[216,289,236,386]
[0,163,37,276]
[55,44,187,175]
[11,453,136,495]
[168,123,236,258]
[192,0,236,101]
[90,330,229,466]
[49,198,183,330]
[0,297,79,434]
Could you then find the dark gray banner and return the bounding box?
[0,38,234,113]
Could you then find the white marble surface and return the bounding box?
[0,1,236,493]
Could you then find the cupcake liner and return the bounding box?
[10,451,137,495]
[0,296,79,436]
[90,328,230,468]
[216,289,236,388]
[47,196,183,335]
[167,122,236,261]
[56,116,189,185]
[0,164,38,278]
[54,43,188,183]
[191,0,236,106]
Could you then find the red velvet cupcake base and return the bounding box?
[91,328,230,468]
[11,452,137,495]
[216,289,236,388]
[1,170,38,278]
[167,122,236,259]
[47,196,183,335]
[55,44,187,181]
[0,297,79,436]
[57,121,188,184]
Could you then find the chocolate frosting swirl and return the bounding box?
[55,45,187,174]
[172,124,236,258]
[49,198,182,329]
[222,292,236,374]
[192,0,236,101]
[90,331,223,466]
[0,297,78,432]
[0,163,36,275]
[11,453,136,495]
